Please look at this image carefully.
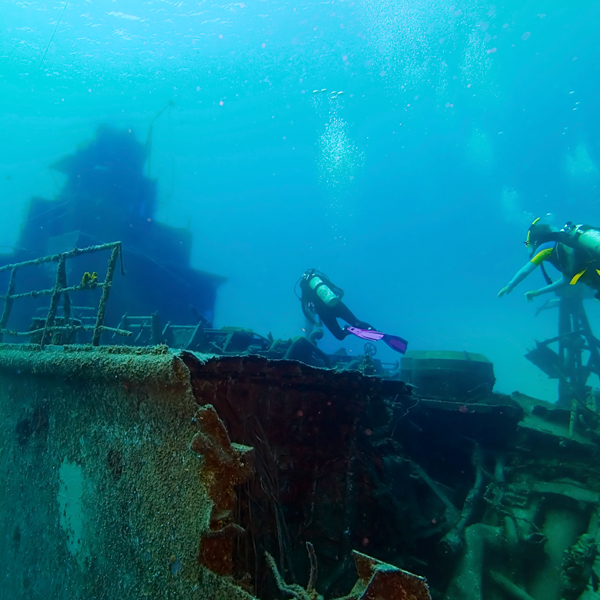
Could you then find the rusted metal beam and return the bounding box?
[0,267,16,342]
[0,241,123,346]
[92,245,121,346]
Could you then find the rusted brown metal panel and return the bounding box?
[0,345,430,600]
[0,344,255,600]
[180,352,417,598]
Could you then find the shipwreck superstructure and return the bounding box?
[3,125,224,337]
[2,129,600,600]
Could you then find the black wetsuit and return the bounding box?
[300,272,372,340]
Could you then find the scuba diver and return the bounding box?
[296,269,408,353]
[498,217,600,301]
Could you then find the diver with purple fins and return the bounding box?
[296,269,408,354]
[498,216,600,301]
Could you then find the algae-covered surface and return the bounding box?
[0,344,254,600]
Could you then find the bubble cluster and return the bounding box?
[565,144,599,182]
[501,186,533,225]
[361,0,496,95]
[317,115,364,190]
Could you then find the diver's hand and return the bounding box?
[525,290,539,302]
[498,285,512,298]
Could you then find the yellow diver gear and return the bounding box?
[570,270,587,285]
[308,276,341,307]
[569,268,600,286]
[530,247,553,266]
[524,217,541,248]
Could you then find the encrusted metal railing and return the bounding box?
[0,241,131,346]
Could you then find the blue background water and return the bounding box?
[1,0,599,400]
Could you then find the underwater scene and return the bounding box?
[2,1,600,599]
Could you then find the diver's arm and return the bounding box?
[524,274,570,301]
[301,299,317,324]
[301,293,320,332]
[304,315,315,337]
[498,262,537,297]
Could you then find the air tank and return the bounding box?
[564,223,600,257]
[309,276,340,306]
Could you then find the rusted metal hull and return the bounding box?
[3,344,598,600]
[0,345,253,599]
[0,345,428,600]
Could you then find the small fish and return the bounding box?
[337,91,344,95]
[313,89,319,93]
[331,91,337,94]
[321,88,327,92]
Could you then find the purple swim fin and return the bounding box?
[382,334,408,354]
[346,326,408,354]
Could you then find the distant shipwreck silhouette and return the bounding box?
[3,124,224,336]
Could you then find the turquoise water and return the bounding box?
[2,0,600,400]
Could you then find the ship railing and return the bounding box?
[0,241,131,347]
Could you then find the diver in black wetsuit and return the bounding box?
[498,217,600,301]
[297,269,373,340]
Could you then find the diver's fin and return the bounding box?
[382,334,408,354]
[346,326,408,354]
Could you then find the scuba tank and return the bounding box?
[308,275,341,307]
[558,222,600,288]
[562,223,600,258]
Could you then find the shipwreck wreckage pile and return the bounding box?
[0,243,600,600]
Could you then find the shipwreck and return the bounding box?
[1,127,600,600]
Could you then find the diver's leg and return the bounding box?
[320,312,349,340]
[304,315,315,337]
[335,302,373,330]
